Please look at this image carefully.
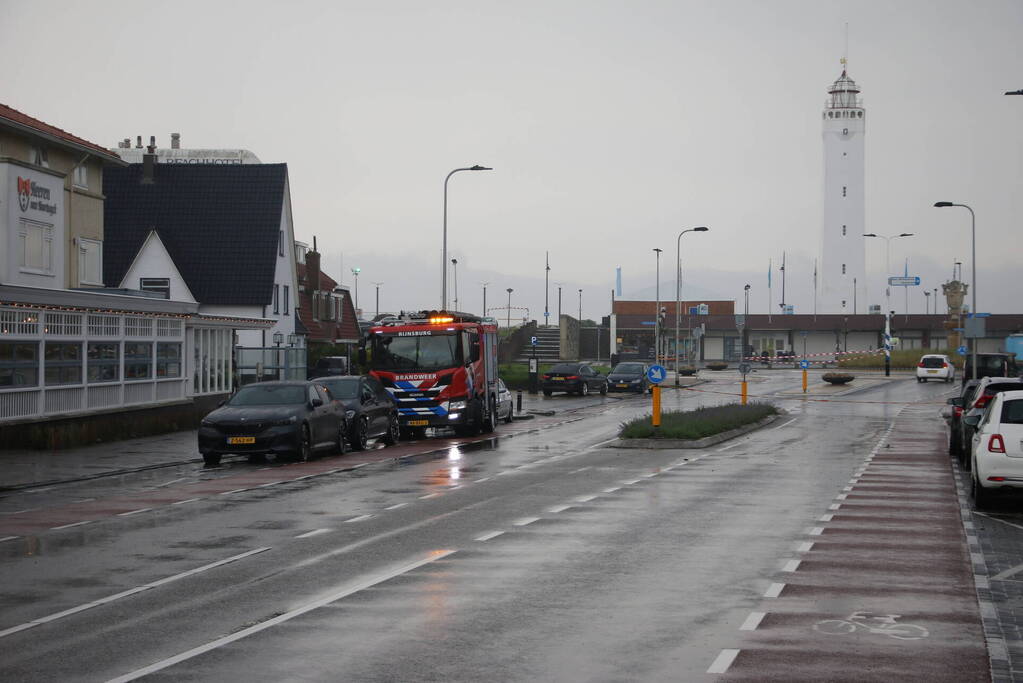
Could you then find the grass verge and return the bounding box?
[619,402,778,440]
[499,362,611,391]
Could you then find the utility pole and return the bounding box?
[544,251,550,327]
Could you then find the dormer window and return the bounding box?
[32,147,49,168]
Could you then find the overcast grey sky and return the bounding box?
[3,0,1020,321]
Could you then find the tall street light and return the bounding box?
[451,258,459,311]
[743,283,751,364]
[506,288,513,327]
[674,227,709,386]
[553,282,563,321]
[351,267,361,314]
[924,290,931,315]
[934,201,977,379]
[442,165,492,309]
[544,252,551,327]
[863,233,912,377]
[578,289,583,323]
[653,248,662,364]
[372,281,383,318]
[481,282,489,317]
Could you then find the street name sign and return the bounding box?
[887,276,921,286]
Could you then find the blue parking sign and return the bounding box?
[530,336,538,346]
[647,365,666,384]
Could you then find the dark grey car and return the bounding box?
[542,362,608,397]
[318,375,400,450]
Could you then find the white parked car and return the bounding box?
[916,354,955,383]
[496,378,514,423]
[968,389,1023,508]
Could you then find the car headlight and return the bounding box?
[448,399,467,411]
[345,410,356,420]
[271,415,298,426]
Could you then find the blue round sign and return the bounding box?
[799,359,810,369]
[957,345,968,356]
[647,365,667,384]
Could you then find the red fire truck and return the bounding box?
[365,311,499,438]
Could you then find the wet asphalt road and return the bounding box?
[0,372,971,681]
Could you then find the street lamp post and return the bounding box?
[442,165,492,309]
[506,288,513,327]
[481,282,489,317]
[742,284,751,364]
[544,252,551,327]
[924,290,931,315]
[863,232,913,377]
[674,227,709,386]
[372,281,383,318]
[653,248,662,364]
[553,283,563,321]
[451,258,459,310]
[934,202,977,379]
[578,289,583,323]
[350,267,361,314]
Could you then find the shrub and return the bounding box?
[707,362,728,371]
[822,372,854,384]
[619,403,778,439]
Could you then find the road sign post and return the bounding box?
[647,364,666,428]
[528,339,538,395]
[738,361,751,405]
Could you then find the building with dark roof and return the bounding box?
[103,162,301,383]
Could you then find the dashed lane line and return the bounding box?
[764,583,785,598]
[296,529,331,539]
[51,520,91,530]
[547,505,572,513]
[474,531,505,542]
[106,550,455,683]
[384,503,407,511]
[771,418,798,431]
[513,517,540,527]
[172,498,201,506]
[739,612,766,631]
[0,547,270,640]
[782,559,801,572]
[707,649,740,674]
[117,508,153,517]
[344,515,373,524]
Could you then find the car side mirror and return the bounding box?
[310,397,323,408]
[963,414,982,427]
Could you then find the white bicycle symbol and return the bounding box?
[814,611,929,640]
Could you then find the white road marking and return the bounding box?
[0,536,19,543]
[172,498,201,505]
[117,508,153,517]
[475,530,505,542]
[547,505,572,513]
[384,503,407,511]
[818,514,833,522]
[771,418,798,431]
[51,520,91,530]
[809,527,824,536]
[513,517,540,526]
[716,442,741,451]
[622,479,640,486]
[828,503,841,511]
[474,477,492,483]
[842,486,853,492]
[570,467,591,474]
[603,487,621,493]
[782,559,801,572]
[707,649,740,674]
[344,515,373,524]
[975,512,1023,532]
[764,583,785,598]
[588,436,620,449]
[796,542,814,553]
[155,477,186,488]
[106,551,456,683]
[296,529,331,539]
[418,492,441,499]
[0,547,270,640]
[221,488,248,495]
[739,611,766,631]
[835,493,847,500]
[258,481,284,488]
[576,495,597,503]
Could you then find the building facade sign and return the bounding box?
[1,163,66,288]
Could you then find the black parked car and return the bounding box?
[308,355,349,379]
[948,379,982,465]
[542,362,608,397]
[198,381,347,467]
[318,375,400,450]
[607,362,650,393]
[963,353,1020,385]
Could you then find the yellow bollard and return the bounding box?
[741,380,748,405]
[652,385,661,427]
[802,369,808,393]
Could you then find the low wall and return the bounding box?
[0,394,229,450]
[559,315,580,360]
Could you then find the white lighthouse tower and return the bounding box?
[819,60,866,314]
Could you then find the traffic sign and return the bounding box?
[738,362,751,375]
[530,336,538,346]
[968,312,991,318]
[734,314,745,330]
[799,359,810,369]
[887,276,921,286]
[957,345,968,356]
[647,365,667,384]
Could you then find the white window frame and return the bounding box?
[73,164,88,189]
[78,238,103,285]
[139,278,170,298]
[18,219,54,274]
[283,285,290,316]
[273,284,280,314]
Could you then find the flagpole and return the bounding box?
[768,258,773,323]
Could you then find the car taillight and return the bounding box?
[954,407,963,418]
[989,434,1007,453]
[917,362,925,368]
[567,375,579,380]
[942,362,949,368]
[542,374,550,379]
[975,394,992,409]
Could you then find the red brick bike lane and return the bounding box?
[714,409,991,682]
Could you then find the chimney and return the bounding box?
[136,135,143,149]
[171,133,180,149]
[306,238,321,292]
[142,135,157,184]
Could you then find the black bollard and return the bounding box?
[516,391,523,413]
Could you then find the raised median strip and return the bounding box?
[603,403,782,450]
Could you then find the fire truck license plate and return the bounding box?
[408,420,429,426]
[227,436,255,445]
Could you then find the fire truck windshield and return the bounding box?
[372,333,462,372]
